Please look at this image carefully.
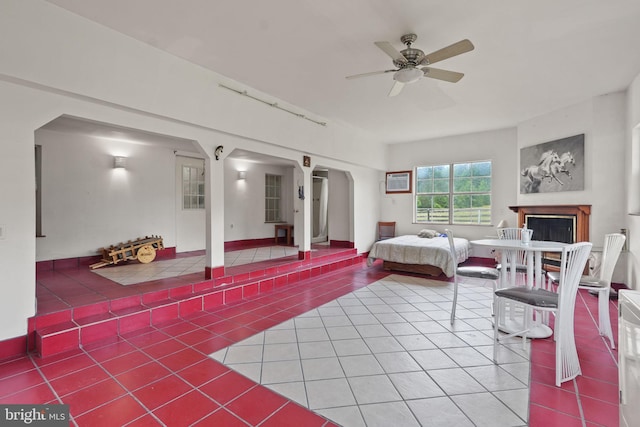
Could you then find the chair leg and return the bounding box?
[521,308,529,350]
[491,280,498,316]
[450,277,459,325]
[493,294,500,363]
[597,288,615,349]
[554,311,581,386]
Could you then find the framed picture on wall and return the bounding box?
[520,134,584,194]
[386,170,412,194]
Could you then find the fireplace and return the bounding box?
[525,215,576,243]
[509,205,591,269]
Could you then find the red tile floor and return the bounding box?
[1,253,620,426]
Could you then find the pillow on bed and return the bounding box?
[417,229,438,238]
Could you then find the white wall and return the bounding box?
[0,0,386,342]
[0,0,386,171]
[518,92,627,282]
[36,129,313,259]
[626,73,640,289]
[0,77,236,340]
[0,82,39,340]
[384,128,519,256]
[351,168,382,249]
[224,158,294,241]
[36,129,182,260]
[328,169,350,242]
[385,94,629,277]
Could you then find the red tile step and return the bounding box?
[33,250,364,358]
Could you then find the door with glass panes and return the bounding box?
[175,156,205,252]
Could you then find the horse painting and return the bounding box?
[549,152,575,182]
[521,150,562,193]
[519,134,584,194]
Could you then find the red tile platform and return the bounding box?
[29,248,363,359]
[0,249,620,426]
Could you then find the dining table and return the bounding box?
[471,238,569,338]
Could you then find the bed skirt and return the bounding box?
[382,261,444,277]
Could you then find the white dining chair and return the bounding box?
[496,227,548,285]
[446,229,500,324]
[496,227,529,274]
[547,233,626,348]
[493,242,592,387]
[495,227,529,326]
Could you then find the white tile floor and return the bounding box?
[92,246,299,285]
[211,274,531,427]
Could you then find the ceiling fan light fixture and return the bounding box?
[393,67,423,84]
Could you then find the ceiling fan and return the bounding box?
[346,34,474,97]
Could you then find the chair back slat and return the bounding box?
[497,227,528,267]
[599,233,626,283]
[445,229,461,266]
[555,242,593,386]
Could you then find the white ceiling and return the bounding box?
[40,115,200,152]
[45,0,640,144]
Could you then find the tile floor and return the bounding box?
[211,274,530,427]
[92,246,300,285]
[3,256,620,426]
[36,245,343,314]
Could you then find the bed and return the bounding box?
[367,234,470,277]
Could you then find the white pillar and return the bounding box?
[204,145,226,279]
[294,162,312,259]
[0,110,37,340]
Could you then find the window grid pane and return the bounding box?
[265,174,282,223]
[415,161,491,225]
[182,165,205,210]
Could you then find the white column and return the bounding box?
[293,163,312,259]
[0,113,36,340]
[204,145,226,279]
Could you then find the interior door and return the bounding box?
[175,155,205,252]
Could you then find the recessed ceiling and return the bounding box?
[45,0,640,144]
[40,116,295,165]
[40,115,200,152]
[228,148,296,167]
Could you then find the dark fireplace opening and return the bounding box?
[510,206,590,270]
[525,215,576,243]
[525,214,577,267]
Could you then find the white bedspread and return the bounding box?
[367,235,470,277]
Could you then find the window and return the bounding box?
[182,165,205,209]
[265,174,282,222]
[415,161,491,225]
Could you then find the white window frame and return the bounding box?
[182,165,205,210]
[414,160,492,225]
[265,173,282,223]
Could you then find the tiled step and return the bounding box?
[33,250,364,358]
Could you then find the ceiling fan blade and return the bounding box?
[388,80,405,97]
[422,67,464,83]
[345,69,396,80]
[421,39,474,65]
[374,41,408,64]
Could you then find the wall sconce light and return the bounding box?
[113,156,127,169]
[238,170,246,180]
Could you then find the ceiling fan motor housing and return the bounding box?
[394,48,425,68]
[393,34,426,68]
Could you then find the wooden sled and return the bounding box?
[90,235,164,270]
